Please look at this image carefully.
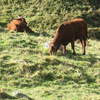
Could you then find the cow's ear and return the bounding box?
[52,44,54,47]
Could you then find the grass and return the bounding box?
[0,29,100,100]
[0,0,100,99]
[1,0,100,31]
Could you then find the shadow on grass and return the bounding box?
[0,92,33,100]
[63,50,99,84]
[28,32,40,36]
[41,31,51,37]
[0,28,8,33]
[0,22,7,27]
[0,92,17,99]
[62,49,100,66]
[28,31,52,37]
[74,53,100,67]
[46,50,99,84]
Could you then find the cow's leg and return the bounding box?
[16,25,20,32]
[23,25,34,33]
[62,45,66,55]
[71,40,76,55]
[80,38,86,55]
[83,38,86,55]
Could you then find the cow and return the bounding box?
[49,18,87,55]
[7,16,34,33]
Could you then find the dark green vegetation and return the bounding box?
[1,0,100,30]
[0,0,100,100]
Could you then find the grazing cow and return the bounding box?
[49,18,87,55]
[7,16,34,33]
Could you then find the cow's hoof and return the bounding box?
[73,53,76,55]
[83,53,85,55]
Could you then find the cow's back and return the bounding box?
[12,19,24,25]
[57,18,87,40]
[7,21,18,31]
[69,18,87,40]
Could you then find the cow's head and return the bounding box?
[18,16,27,24]
[49,42,58,55]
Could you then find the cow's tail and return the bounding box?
[85,26,88,40]
[85,25,88,40]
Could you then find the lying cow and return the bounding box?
[49,18,88,55]
[7,16,34,33]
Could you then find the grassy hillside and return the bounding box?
[0,0,100,31]
[0,0,100,100]
[0,31,100,100]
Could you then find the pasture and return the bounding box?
[0,0,100,99]
[0,29,100,100]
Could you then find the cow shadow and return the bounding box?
[29,31,52,37]
[28,32,40,36]
[59,53,98,84]
[0,22,7,28]
[64,53,99,84]
[41,31,52,37]
[74,53,99,66]
[0,22,8,33]
[0,92,17,99]
[64,51,100,66]
[43,51,97,85]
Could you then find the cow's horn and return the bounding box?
[18,16,20,18]
[23,16,26,18]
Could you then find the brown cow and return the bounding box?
[49,18,87,55]
[7,16,34,33]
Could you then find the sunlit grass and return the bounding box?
[0,30,100,99]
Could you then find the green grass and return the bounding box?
[0,30,100,100]
[1,0,100,31]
